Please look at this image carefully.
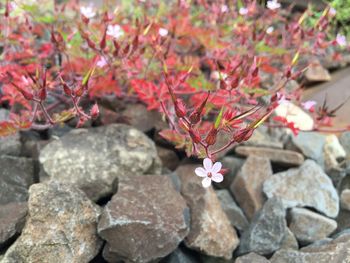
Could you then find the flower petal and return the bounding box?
[203,158,213,170]
[202,177,212,188]
[195,167,207,177]
[211,173,223,183]
[211,161,222,173]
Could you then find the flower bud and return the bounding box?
[205,127,218,146]
[174,98,187,118]
[90,103,99,119]
[38,88,47,101]
[178,118,189,132]
[189,129,201,143]
[233,128,253,143]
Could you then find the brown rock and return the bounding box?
[0,203,27,247]
[280,228,299,250]
[230,155,273,219]
[235,146,304,167]
[289,208,337,244]
[156,146,180,171]
[340,189,350,211]
[235,252,270,263]
[98,175,189,263]
[177,165,239,260]
[305,62,331,83]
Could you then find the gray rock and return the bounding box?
[304,63,331,83]
[289,208,337,244]
[231,155,273,219]
[39,124,162,201]
[235,252,270,263]
[340,189,350,211]
[235,146,304,167]
[271,232,350,263]
[263,160,339,218]
[280,228,299,250]
[238,197,287,256]
[340,131,350,156]
[156,146,180,171]
[0,203,27,247]
[216,157,244,189]
[177,165,239,260]
[335,209,350,233]
[241,127,283,149]
[216,190,249,233]
[0,156,34,205]
[98,175,189,263]
[288,132,326,167]
[0,109,21,156]
[162,247,198,263]
[1,182,102,263]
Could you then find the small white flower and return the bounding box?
[107,24,124,39]
[267,0,281,10]
[158,28,168,37]
[329,7,337,17]
[266,26,274,34]
[221,5,228,13]
[96,56,107,68]
[195,158,224,188]
[277,92,288,105]
[301,100,317,111]
[239,7,248,15]
[336,34,347,47]
[80,6,96,19]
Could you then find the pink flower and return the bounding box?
[329,7,337,17]
[239,7,248,15]
[336,34,347,47]
[301,100,317,111]
[266,26,274,34]
[107,24,124,39]
[221,5,228,13]
[195,158,223,188]
[96,56,107,68]
[267,0,281,10]
[158,28,168,37]
[80,6,96,19]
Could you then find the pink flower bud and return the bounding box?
[90,103,99,119]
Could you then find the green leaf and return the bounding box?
[214,107,224,129]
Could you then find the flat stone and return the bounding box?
[340,189,350,211]
[238,197,287,256]
[274,102,314,131]
[156,146,180,171]
[39,124,162,201]
[340,131,350,156]
[0,110,21,156]
[177,165,239,260]
[98,175,189,263]
[263,160,339,218]
[0,156,34,205]
[0,203,27,247]
[235,146,304,167]
[289,208,337,244]
[271,232,350,263]
[288,131,326,167]
[230,155,273,219]
[235,252,270,263]
[216,190,249,233]
[1,182,102,263]
[216,157,244,189]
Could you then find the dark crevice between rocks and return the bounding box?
[0,232,21,256]
[95,178,119,207]
[89,242,108,263]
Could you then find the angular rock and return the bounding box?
[177,165,239,260]
[216,190,249,233]
[304,63,331,83]
[230,155,273,219]
[238,197,287,256]
[1,182,102,263]
[235,252,270,263]
[274,102,314,131]
[280,228,298,250]
[98,175,189,263]
[339,131,350,156]
[156,146,180,171]
[0,156,34,205]
[288,131,326,167]
[161,247,198,263]
[289,208,337,244]
[0,110,22,156]
[216,157,244,189]
[39,124,162,201]
[271,232,350,263]
[340,189,350,211]
[235,146,304,167]
[0,203,27,247]
[263,160,339,218]
[324,135,347,184]
[241,127,283,149]
[336,209,350,233]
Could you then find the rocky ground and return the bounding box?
[0,88,350,263]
